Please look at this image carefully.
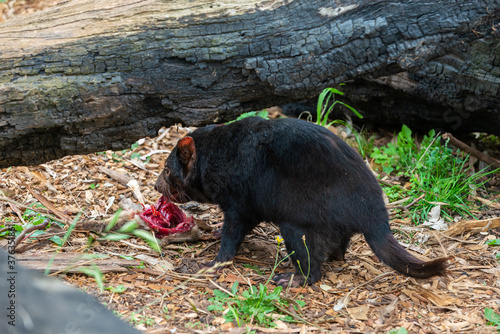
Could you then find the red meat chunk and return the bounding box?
[139,195,194,237]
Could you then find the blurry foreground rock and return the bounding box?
[0,248,141,334]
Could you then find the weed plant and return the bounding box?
[371,126,497,224]
[0,202,63,244]
[207,281,304,328]
[485,307,500,332]
[207,237,306,329]
[314,86,362,128]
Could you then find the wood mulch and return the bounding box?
[1,123,500,333]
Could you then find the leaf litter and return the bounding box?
[1,124,500,334]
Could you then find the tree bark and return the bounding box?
[0,0,499,167]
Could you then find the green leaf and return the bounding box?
[49,235,63,246]
[400,125,412,142]
[207,304,222,312]
[487,239,500,246]
[32,216,47,225]
[231,281,239,295]
[255,110,269,119]
[105,209,123,232]
[336,101,363,119]
[295,300,306,307]
[387,328,408,334]
[485,307,500,326]
[103,233,131,241]
[116,221,139,233]
[105,285,127,293]
[79,265,104,292]
[382,166,395,174]
[325,87,344,96]
[213,289,229,300]
[226,110,269,124]
[130,152,142,160]
[131,229,160,253]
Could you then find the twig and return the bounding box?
[404,194,425,210]
[124,158,151,173]
[68,189,88,218]
[13,220,49,252]
[141,149,171,160]
[7,202,27,225]
[386,196,412,208]
[14,173,72,224]
[48,259,97,276]
[433,230,479,245]
[209,279,236,297]
[272,302,316,327]
[431,231,448,258]
[0,226,11,234]
[387,194,425,212]
[409,132,441,174]
[442,132,500,169]
[196,240,220,256]
[378,179,407,191]
[98,166,136,186]
[119,239,151,251]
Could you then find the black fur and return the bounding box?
[155,117,449,286]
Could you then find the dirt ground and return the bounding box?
[1,123,500,333]
[1,2,500,333]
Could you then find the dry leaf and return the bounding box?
[347,305,369,320]
[421,205,448,230]
[220,322,234,331]
[224,273,256,285]
[361,261,383,275]
[411,285,458,306]
[25,186,72,223]
[85,190,93,201]
[211,317,226,326]
[134,254,174,271]
[320,284,333,292]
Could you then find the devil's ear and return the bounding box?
[177,136,197,171]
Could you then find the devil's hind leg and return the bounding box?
[273,223,323,286]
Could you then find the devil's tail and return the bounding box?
[364,223,450,278]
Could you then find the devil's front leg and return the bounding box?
[205,208,259,266]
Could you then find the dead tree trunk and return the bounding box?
[0,0,499,167]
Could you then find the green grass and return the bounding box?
[371,126,498,224]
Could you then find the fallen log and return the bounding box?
[1,0,499,167]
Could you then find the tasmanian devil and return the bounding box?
[155,117,450,286]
